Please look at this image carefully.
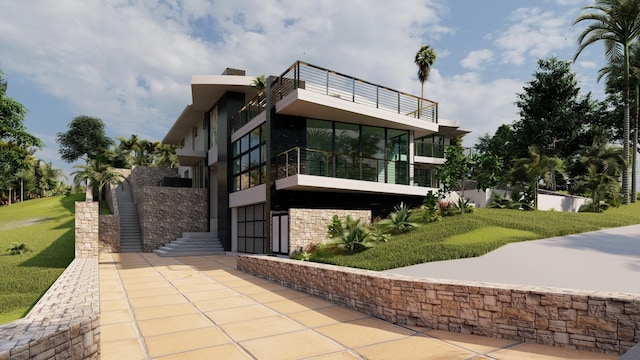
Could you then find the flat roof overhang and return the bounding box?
[275,174,434,196]
[163,75,256,144]
[437,117,471,137]
[276,89,439,138]
[176,149,206,166]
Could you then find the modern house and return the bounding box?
[162,61,468,255]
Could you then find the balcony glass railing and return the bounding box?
[275,147,409,185]
[415,143,445,158]
[271,61,438,123]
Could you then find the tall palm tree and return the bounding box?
[414,45,437,100]
[574,0,640,204]
[597,36,640,202]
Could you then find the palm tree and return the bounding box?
[575,140,625,210]
[597,37,640,202]
[71,159,124,210]
[510,146,563,209]
[251,75,267,93]
[414,45,437,100]
[574,0,640,204]
[153,143,178,168]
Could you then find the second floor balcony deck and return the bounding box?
[232,61,440,136]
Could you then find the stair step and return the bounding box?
[153,249,226,257]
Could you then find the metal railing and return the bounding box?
[271,61,438,123]
[275,147,409,185]
[231,90,267,133]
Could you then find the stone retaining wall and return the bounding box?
[138,186,207,251]
[0,258,100,359]
[237,255,640,356]
[288,209,371,254]
[75,202,99,258]
[99,215,120,253]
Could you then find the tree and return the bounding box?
[572,141,625,210]
[71,159,124,209]
[414,45,437,100]
[510,146,564,209]
[514,57,595,160]
[574,0,640,204]
[56,115,111,163]
[251,75,267,93]
[0,69,42,203]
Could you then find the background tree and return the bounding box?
[0,69,43,204]
[574,0,640,204]
[509,146,564,209]
[251,75,267,93]
[71,158,124,209]
[56,115,111,163]
[414,45,437,100]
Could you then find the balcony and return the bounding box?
[275,147,430,196]
[176,148,206,166]
[231,90,267,133]
[414,142,446,165]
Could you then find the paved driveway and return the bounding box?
[385,224,640,294]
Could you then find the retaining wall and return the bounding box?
[237,255,640,356]
[99,215,120,253]
[287,209,371,254]
[137,186,207,251]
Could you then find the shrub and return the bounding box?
[327,215,376,254]
[7,243,30,255]
[377,202,419,234]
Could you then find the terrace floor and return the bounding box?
[99,253,616,359]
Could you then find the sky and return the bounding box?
[0,0,605,181]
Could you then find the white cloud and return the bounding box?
[460,49,494,70]
[491,7,576,66]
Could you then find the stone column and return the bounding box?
[75,202,99,258]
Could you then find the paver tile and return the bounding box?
[153,344,251,360]
[101,298,129,312]
[100,309,133,325]
[316,318,414,348]
[287,306,369,328]
[128,293,187,308]
[265,296,334,314]
[204,304,276,324]
[126,286,180,299]
[145,327,231,357]
[422,329,519,354]
[490,343,618,359]
[184,289,240,302]
[100,338,146,360]
[241,330,346,360]
[192,294,256,311]
[231,282,287,295]
[138,313,212,337]
[247,289,309,303]
[133,302,198,321]
[101,321,138,342]
[355,335,475,360]
[221,315,307,341]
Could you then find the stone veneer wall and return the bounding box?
[138,186,207,251]
[99,215,120,253]
[237,255,640,356]
[75,202,99,258]
[287,209,371,254]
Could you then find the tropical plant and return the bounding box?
[376,202,419,234]
[509,146,564,209]
[71,159,125,209]
[572,140,625,210]
[326,215,375,253]
[489,190,534,211]
[251,75,267,93]
[574,0,640,204]
[7,242,30,255]
[414,45,437,100]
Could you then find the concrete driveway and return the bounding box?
[385,224,640,294]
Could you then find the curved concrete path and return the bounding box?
[99,253,615,359]
[385,224,640,294]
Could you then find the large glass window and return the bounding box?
[415,134,444,158]
[303,119,408,185]
[232,124,266,192]
[237,203,266,254]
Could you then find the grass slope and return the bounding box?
[311,203,640,271]
[0,194,81,324]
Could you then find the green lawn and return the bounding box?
[310,203,640,271]
[0,194,81,324]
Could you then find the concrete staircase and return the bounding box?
[153,232,226,257]
[115,182,144,252]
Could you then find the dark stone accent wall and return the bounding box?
[216,92,247,251]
